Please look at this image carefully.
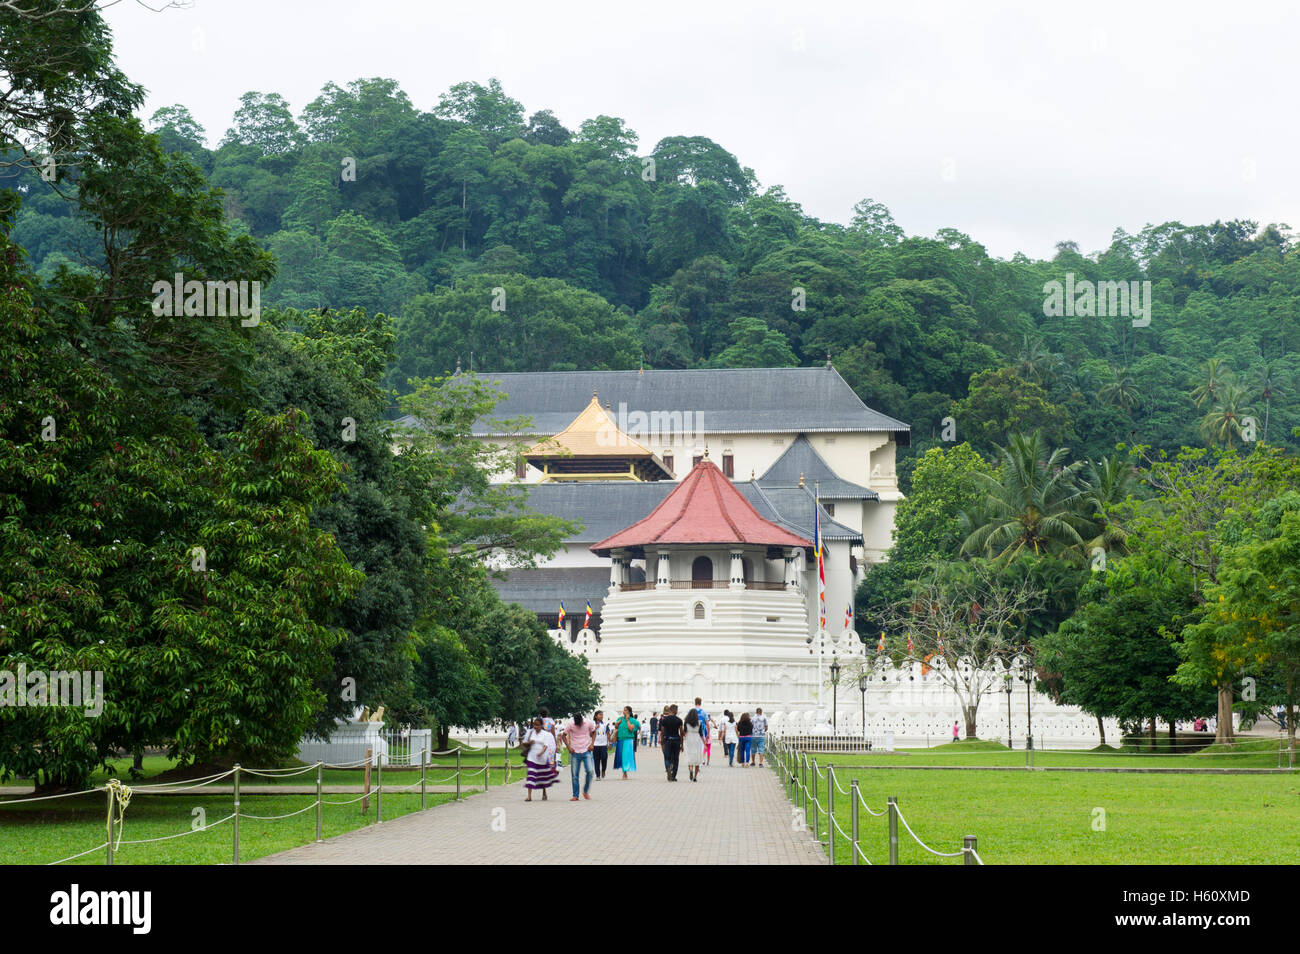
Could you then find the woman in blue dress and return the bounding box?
[615,706,640,779]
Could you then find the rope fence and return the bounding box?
[768,734,985,866]
[1,740,515,866]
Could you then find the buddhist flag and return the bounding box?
[815,499,826,631]
[845,601,854,631]
[584,600,593,630]
[876,632,886,653]
[907,633,915,655]
[557,602,566,628]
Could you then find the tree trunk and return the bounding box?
[1169,719,1176,748]
[132,747,144,773]
[1215,685,1235,744]
[1096,715,1106,746]
[1148,717,1157,752]
[964,705,977,739]
[437,727,450,752]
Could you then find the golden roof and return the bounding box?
[525,392,656,458]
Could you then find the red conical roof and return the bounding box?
[590,459,812,554]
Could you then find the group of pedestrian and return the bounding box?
[518,700,770,800]
[519,705,647,801]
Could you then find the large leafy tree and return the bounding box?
[1177,494,1300,755]
[1035,558,1210,747]
[1111,445,1300,743]
[390,274,640,381]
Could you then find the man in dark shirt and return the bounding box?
[659,705,684,780]
[650,712,660,746]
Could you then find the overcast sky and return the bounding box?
[104,0,1299,260]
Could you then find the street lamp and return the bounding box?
[1020,653,1035,750]
[859,673,868,742]
[829,655,842,735]
[1003,667,1013,749]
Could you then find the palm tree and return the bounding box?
[1014,334,1061,387]
[1079,455,1139,556]
[1189,357,1230,409]
[1199,383,1256,449]
[1247,359,1288,443]
[960,432,1092,562]
[1096,363,1143,413]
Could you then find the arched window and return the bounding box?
[691,556,713,588]
[693,602,706,620]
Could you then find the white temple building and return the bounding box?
[443,365,1112,746]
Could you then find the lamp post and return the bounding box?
[1022,654,1034,750]
[859,674,868,742]
[1003,669,1013,749]
[830,655,841,735]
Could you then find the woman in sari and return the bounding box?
[615,706,640,779]
[523,717,558,800]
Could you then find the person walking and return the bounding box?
[563,713,596,801]
[659,704,684,780]
[615,706,640,779]
[723,712,738,766]
[523,717,557,801]
[704,714,715,766]
[650,711,660,747]
[506,723,518,748]
[751,707,768,767]
[683,708,705,781]
[952,721,960,743]
[592,711,610,779]
[737,712,753,766]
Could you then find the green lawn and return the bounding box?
[0,791,467,865]
[797,737,1291,770]
[775,742,1300,865]
[0,747,526,865]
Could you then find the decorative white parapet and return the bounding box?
[297,713,387,767]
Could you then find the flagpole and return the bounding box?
[815,482,823,714]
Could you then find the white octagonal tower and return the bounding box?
[589,455,821,717]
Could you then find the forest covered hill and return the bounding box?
[9,75,1298,480]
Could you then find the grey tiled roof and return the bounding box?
[494,566,640,614]
[740,484,863,544]
[403,367,909,437]
[517,479,862,548]
[519,482,675,542]
[760,436,877,500]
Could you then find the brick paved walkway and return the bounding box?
[253,753,826,865]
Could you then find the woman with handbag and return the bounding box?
[615,706,640,779]
[522,717,558,800]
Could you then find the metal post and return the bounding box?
[811,758,820,843]
[800,754,807,823]
[887,795,899,865]
[827,763,836,863]
[484,744,489,793]
[850,779,860,866]
[105,785,115,866]
[232,764,241,866]
[376,752,383,823]
[315,761,323,842]
[456,747,462,800]
[363,746,372,814]
[421,748,427,809]
[964,835,977,865]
